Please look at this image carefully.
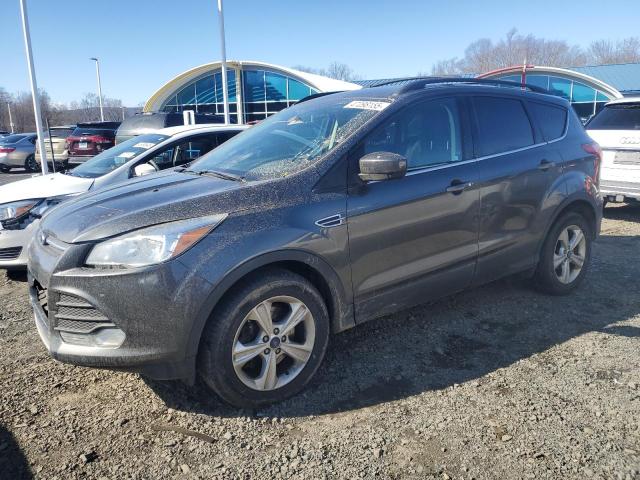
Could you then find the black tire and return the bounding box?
[0,165,10,173]
[533,211,593,295]
[24,155,37,173]
[198,269,330,408]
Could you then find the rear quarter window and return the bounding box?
[528,102,567,141]
[472,96,534,157]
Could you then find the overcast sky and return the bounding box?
[2,0,639,106]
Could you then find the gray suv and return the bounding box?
[27,79,603,407]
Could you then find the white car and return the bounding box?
[0,124,247,269]
[587,97,640,204]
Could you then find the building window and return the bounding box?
[161,67,318,124]
[490,72,615,124]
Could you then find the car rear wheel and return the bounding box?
[198,269,330,408]
[24,155,37,173]
[534,211,592,295]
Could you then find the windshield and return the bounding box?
[587,104,640,130]
[0,134,28,144]
[70,133,169,178]
[188,97,389,181]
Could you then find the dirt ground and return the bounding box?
[0,202,639,480]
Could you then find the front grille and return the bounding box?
[0,247,22,260]
[53,292,114,334]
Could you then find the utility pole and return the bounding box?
[217,0,230,124]
[90,57,105,122]
[19,0,48,174]
[7,104,15,133]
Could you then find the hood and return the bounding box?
[587,129,640,149]
[0,173,93,204]
[40,170,247,243]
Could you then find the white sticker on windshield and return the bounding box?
[344,100,390,111]
[118,151,136,159]
[133,142,155,149]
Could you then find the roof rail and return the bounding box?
[297,91,344,104]
[370,77,549,95]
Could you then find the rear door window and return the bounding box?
[528,102,567,141]
[472,96,534,157]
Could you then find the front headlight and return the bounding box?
[85,214,227,268]
[0,200,41,221]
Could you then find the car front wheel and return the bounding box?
[198,269,330,408]
[534,211,592,295]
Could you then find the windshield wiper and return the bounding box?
[182,169,245,182]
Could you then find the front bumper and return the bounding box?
[0,220,39,269]
[27,233,210,380]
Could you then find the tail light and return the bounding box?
[0,147,16,153]
[582,142,602,183]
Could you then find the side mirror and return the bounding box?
[133,163,157,177]
[358,152,407,182]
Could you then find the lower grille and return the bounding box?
[54,292,114,334]
[0,247,22,260]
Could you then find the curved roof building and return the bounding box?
[478,65,624,122]
[143,60,361,124]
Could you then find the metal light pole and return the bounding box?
[217,0,230,124]
[7,104,15,133]
[90,57,105,122]
[19,0,48,174]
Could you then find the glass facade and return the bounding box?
[494,73,613,123]
[161,68,319,124]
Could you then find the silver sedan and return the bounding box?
[0,133,37,172]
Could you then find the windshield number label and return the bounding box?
[133,142,155,149]
[344,100,390,111]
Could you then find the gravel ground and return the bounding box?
[0,170,32,187]
[0,202,639,480]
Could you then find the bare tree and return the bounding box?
[430,30,640,75]
[293,62,362,81]
[429,58,465,76]
[588,37,640,65]
[0,88,133,132]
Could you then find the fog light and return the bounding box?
[60,328,126,348]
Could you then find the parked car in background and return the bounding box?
[35,125,76,171]
[587,97,640,205]
[27,79,602,408]
[115,111,222,144]
[0,124,246,270]
[0,131,11,138]
[66,122,121,164]
[0,133,37,172]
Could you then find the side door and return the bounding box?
[347,96,481,322]
[469,95,564,285]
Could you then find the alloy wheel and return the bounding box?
[231,296,316,391]
[553,225,587,284]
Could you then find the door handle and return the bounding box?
[538,159,556,171]
[446,180,472,194]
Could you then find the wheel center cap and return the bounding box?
[270,337,281,349]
